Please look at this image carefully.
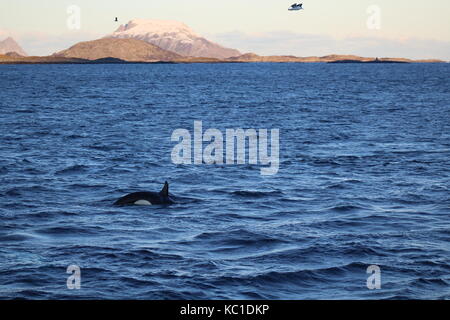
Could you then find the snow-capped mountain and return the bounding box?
[0,37,27,56]
[107,19,241,59]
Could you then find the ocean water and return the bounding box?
[0,63,449,300]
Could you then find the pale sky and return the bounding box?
[1,0,449,59]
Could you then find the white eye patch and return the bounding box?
[134,200,152,206]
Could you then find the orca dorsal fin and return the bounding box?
[160,181,169,197]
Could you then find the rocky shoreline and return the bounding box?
[0,54,445,65]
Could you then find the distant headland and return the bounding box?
[0,19,446,64]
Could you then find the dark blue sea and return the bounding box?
[0,63,449,300]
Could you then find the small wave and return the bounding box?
[313,160,340,166]
[213,262,368,288]
[34,225,101,236]
[68,183,107,189]
[240,291,269,299]
[15,109,35,114]
[194,229,288,248]
[343,244,387,256]
[34,130,54,137]
[4,185,52,195]
[118,276,159,288]
[23,168,45,175]
[124,249,184,262]
[5,188,21,196]
[326,183,348,190]
[0,233,34,242]
[63,134,88,140]
[347,179,363,184]
[332,205,364,212]
[85,144,116,152]
[55,165,89,175]
[416,278,449,286]
[232,190,283,198]
[326,204,367,212]
[308,218,368,229]
[9,289,48,299]
[27,211,79,219]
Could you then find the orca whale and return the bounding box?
[114,181,175,206]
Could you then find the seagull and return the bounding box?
[288,3,303,11]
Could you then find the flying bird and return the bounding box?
[288,3,303,11]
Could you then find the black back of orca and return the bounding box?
[114,181,174,206]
